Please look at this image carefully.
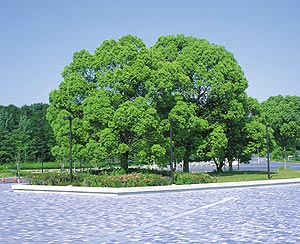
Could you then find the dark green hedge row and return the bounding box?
[27,171,216,187]
[174,172,217,184]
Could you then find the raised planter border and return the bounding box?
[11,178,300,196]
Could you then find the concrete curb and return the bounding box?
[11,178,300,196]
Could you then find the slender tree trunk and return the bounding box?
[183,157,189,173]
[283,146,287,170]
[228,160,233,171]
[173,160,177,171]
[183,147,190,173]
[120,151,129,171]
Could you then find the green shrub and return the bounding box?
[27,170,217,187]
[27,171,171,187]
[80,173,170,187]
[28,172,70,186]
[174,172,217,185]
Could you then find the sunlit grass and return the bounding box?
[213,169,300,182]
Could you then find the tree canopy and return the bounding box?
[47,34,263,172]
[1,36,298,173]
[261,95,300,162]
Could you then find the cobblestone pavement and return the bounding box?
[1,183,300,243]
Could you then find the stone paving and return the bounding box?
[1,183,300,243]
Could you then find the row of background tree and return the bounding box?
[1,34,300,172]
[0,103,55,164]
[1,94,299,170]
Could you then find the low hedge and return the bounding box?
[28,172,70,186]
[174,172,217,184]
[27,171,216,187]
[80,173,170,187]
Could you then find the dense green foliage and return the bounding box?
[261,95,300,162]
[1,35,300,176]
[27,170,216,187]
[174,172,216,184]
[0,103,55,165]
[47,34,265,172]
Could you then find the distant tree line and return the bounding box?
[0,103,55,165]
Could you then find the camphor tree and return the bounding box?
[151,35,251,171]
[239,97,269,165]
[261,95,300,168]
[197,123,228,172]
[47,48,98,166]
[168,99,208,172]
[47,34,253,172]
[48,35,165,170]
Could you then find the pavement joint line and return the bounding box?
[93,197,238,243]
[11,178,300,196]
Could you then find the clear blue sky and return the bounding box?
[1,0,299,106]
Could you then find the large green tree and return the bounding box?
[261,95,300,167]
[47,35,163,169]
[151,34,250,171]
[169,100,208,172]
[239,97,270,164]
[47,34,251,172]
[197,124,228,171]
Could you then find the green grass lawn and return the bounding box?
[213,169,300,183]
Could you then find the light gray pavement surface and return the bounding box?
[2,180,300,243]
[185,161,300,173]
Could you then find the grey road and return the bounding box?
[186,161,300,173]
[1,182,300,243]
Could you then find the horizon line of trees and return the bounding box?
[1,93,299,171]
[0,103,55,166]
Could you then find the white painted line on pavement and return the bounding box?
[95,196,238,242]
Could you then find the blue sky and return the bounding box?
[1,0,299,106]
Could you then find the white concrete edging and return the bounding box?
[11,178,300,196]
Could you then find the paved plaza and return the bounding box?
[1,183,300,243]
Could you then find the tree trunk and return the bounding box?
[120,151,129,171]
[183,158,189,173]
[215,161,224,172]
[228,160,233,171]
[283,146,287,170]
[183,147,190,173]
